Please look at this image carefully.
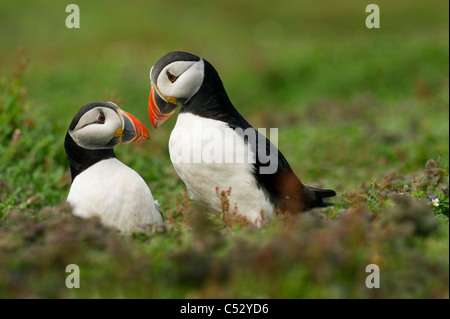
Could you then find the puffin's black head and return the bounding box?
[65,101,150,180]
[148,51,232,128]
[68,101,150,149]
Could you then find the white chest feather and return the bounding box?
[169,113,274,225]
[67,158,163,232]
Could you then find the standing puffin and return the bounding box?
[65,101,164,232]
[148,51,335,225]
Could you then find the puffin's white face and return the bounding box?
[69,106,123,150]
[148,52,206,128]
[151,59,205,103]
[68,102,149,150]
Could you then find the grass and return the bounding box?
[0,0,448,298]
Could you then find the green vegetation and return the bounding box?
[0,0,448,298]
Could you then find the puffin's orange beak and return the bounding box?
[120,110,150,143]
[148,86,177,128]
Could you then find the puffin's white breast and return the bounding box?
[169,113,274,225]
[67,158,163,232]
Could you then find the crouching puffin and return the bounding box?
[65,101,164,232]
[148,51,336,226]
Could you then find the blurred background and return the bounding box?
[0,0,448,298]
[0,0,448,191]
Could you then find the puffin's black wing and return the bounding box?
[189,58,336,212]
[227,114,335,212]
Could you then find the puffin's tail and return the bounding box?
[306,185,336,208]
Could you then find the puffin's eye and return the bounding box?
[166,71,178,83]
[97,111,106,124]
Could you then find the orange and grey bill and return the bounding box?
[121,110,150,143]
[148,87,176,129]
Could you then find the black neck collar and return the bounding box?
[64,132,116,182]
[180,59,252,130]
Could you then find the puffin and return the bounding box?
[65,101,164,232]
[147,51,336,225]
